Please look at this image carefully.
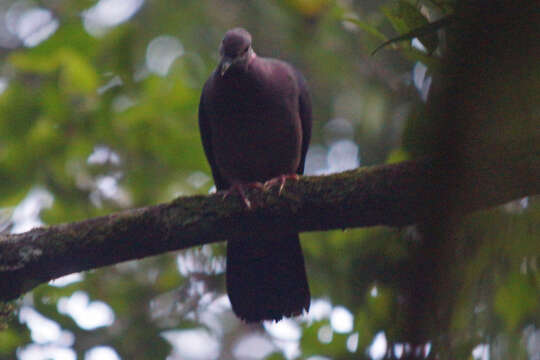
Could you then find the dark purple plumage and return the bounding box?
[198,28,312,322]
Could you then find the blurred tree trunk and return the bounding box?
[400,0,539,357]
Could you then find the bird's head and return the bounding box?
[219,28,255,77]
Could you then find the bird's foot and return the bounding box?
[263,174,300,195]
[222,182,264,209]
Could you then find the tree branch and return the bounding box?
[1,141,538,301]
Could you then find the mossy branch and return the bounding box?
[0,141,538,301]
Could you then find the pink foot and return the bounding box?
[222,182,264,209]
[263,174,300,195]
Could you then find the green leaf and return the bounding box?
[10,48,98,94]
[382,1,421,35]
[386,148,410,164]
[57,49,99,94]
[9,52,61,73]
[0,328,24,355]
[377,1,448,54]
[494,273,539,330]
[342,16,387,41]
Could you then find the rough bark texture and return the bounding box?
[0,142,538,301]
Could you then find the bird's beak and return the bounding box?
[220,57,233,77]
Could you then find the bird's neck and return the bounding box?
[221,51,258,80]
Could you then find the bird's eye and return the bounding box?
[243,46,249,53]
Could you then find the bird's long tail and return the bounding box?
[226,232,310,322]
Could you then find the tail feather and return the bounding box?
[226,232,310,322]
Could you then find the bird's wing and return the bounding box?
[198,81,230,190]
[295,69,312,175]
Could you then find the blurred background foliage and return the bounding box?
[0,0,538,359]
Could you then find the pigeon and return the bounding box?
[198,28,312,322]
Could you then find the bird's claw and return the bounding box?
[263,174,300,195]
[222,182,264,209]
[222,175,299,209]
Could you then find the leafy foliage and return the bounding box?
[0,0,538,359]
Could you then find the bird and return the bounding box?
[198,28,312,322]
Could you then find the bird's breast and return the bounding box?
[209,87,302,184]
